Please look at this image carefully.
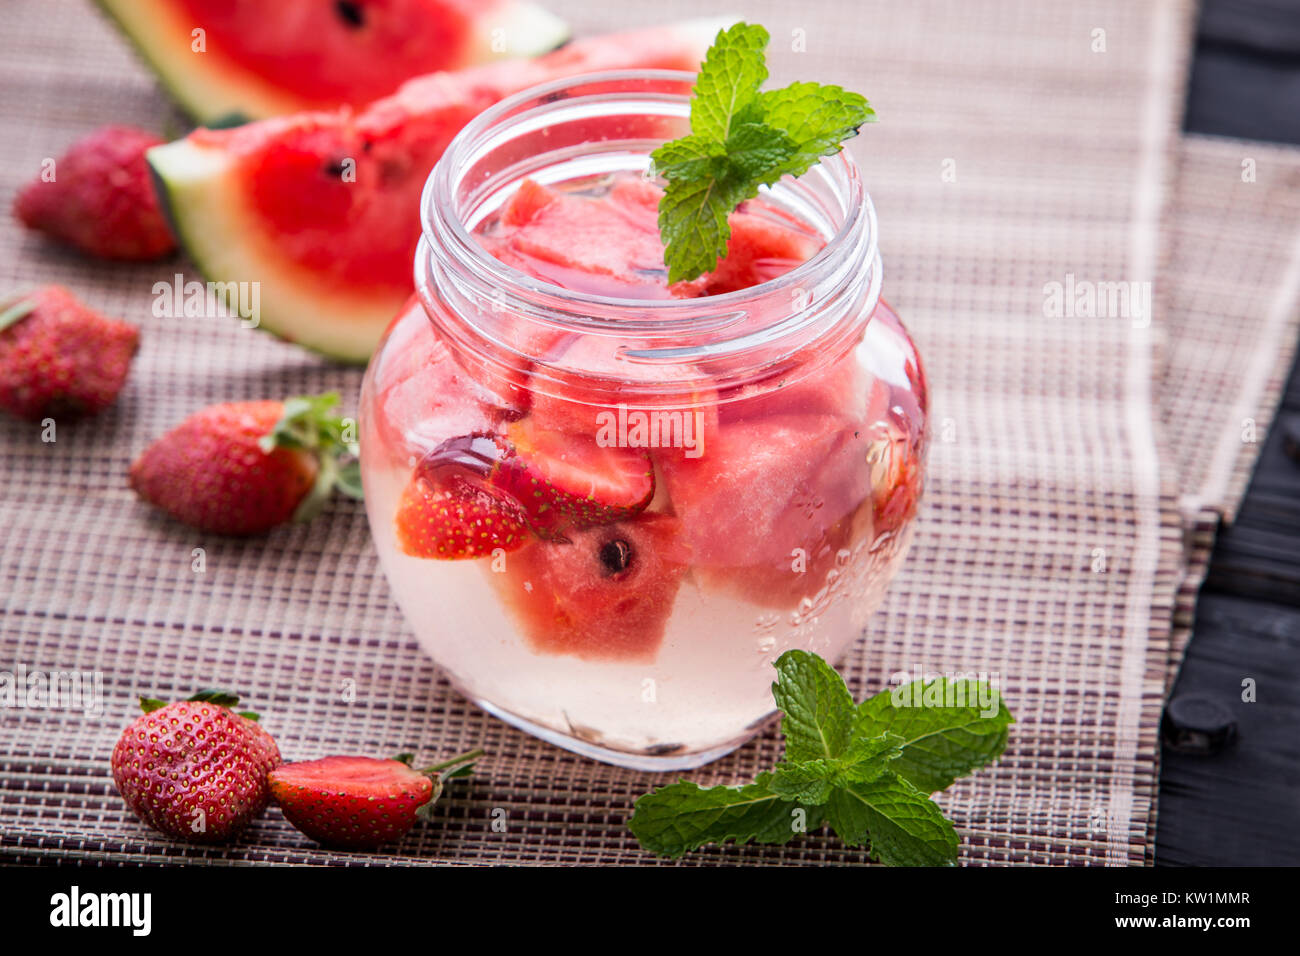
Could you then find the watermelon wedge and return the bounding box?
[95,0,571,124]
[148,19,726,362]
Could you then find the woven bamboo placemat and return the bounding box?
[1,0,1191,865]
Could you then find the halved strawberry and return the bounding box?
[491,417,654,533]
[416,419,655,537]
[395,467,530,559]
[270,749,481,850]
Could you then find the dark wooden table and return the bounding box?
[1155,0,1300,866]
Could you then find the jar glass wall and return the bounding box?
[359,72,928,770]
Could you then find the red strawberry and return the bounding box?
[0,286,139,421]
[491,418,655,533]
[872,432,925,536]
[110,690,281,843]
[129,393,362,535]
[401,420,654,552]
[270,749,482,849]
[395,467,530,559]
[14,125,176,260]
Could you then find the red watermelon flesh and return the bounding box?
[98,0,572,122]
[476,176,826,299]
[719,349,886,430]
[655,413,873,606]
[370,295,511,465]
[148,19,726,361]
[522,333,721,466]
[208,25,716,291]
[172,0,536,110]
[493,512,691,662]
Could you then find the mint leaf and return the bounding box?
[688,22,769,142]
[826,772,959,866]
[770,732,904,804]
[653,134,726,183]
[658,174,754,284]
[652,22,875,283]
[757,82,875,179]
[722,122,798,184]
[769,761,839,805]
[837,732,906,783]
[629,652,1013,865]
[857,678,1014,793]
[628,775,819,858]
[771,649,857,761]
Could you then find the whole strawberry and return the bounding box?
[0,285,140,420]
[111,690,281,843]
[14,125,175,260]
[270,749,481,849]
[129,392,362,535]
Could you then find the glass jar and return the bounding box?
[359,71,928,770]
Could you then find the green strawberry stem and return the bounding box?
[138,687,258,718]
[0,294,38,332]
[257,391,364,521]
[419,747,485,776]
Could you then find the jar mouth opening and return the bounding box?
[421,69,877,332]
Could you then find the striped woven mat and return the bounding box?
[3,0,1296,865]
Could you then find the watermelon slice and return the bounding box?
[148,19,726,362]
[493,513,692,662]
[96,0,571,124]
[369,295,515,466]
[655,413,873,607]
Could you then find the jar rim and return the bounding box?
[420,68,877,327]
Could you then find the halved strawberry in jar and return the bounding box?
[414,417,654,539]
[395,468,530,560]
[491,417,655,533]
[492,512,691,662]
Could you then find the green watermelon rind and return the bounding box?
[148,137,399,363]
[93,0,572,125]
[144,17,729,362]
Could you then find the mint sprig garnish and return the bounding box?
[628,650,1013,865]
[652,22,875,283]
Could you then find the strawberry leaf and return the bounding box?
[260,391,365,520]
[187,688,241,708]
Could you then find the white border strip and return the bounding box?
[1108,0,1179,867]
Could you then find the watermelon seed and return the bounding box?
[334,1,365,28]
[599,538,634,578]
